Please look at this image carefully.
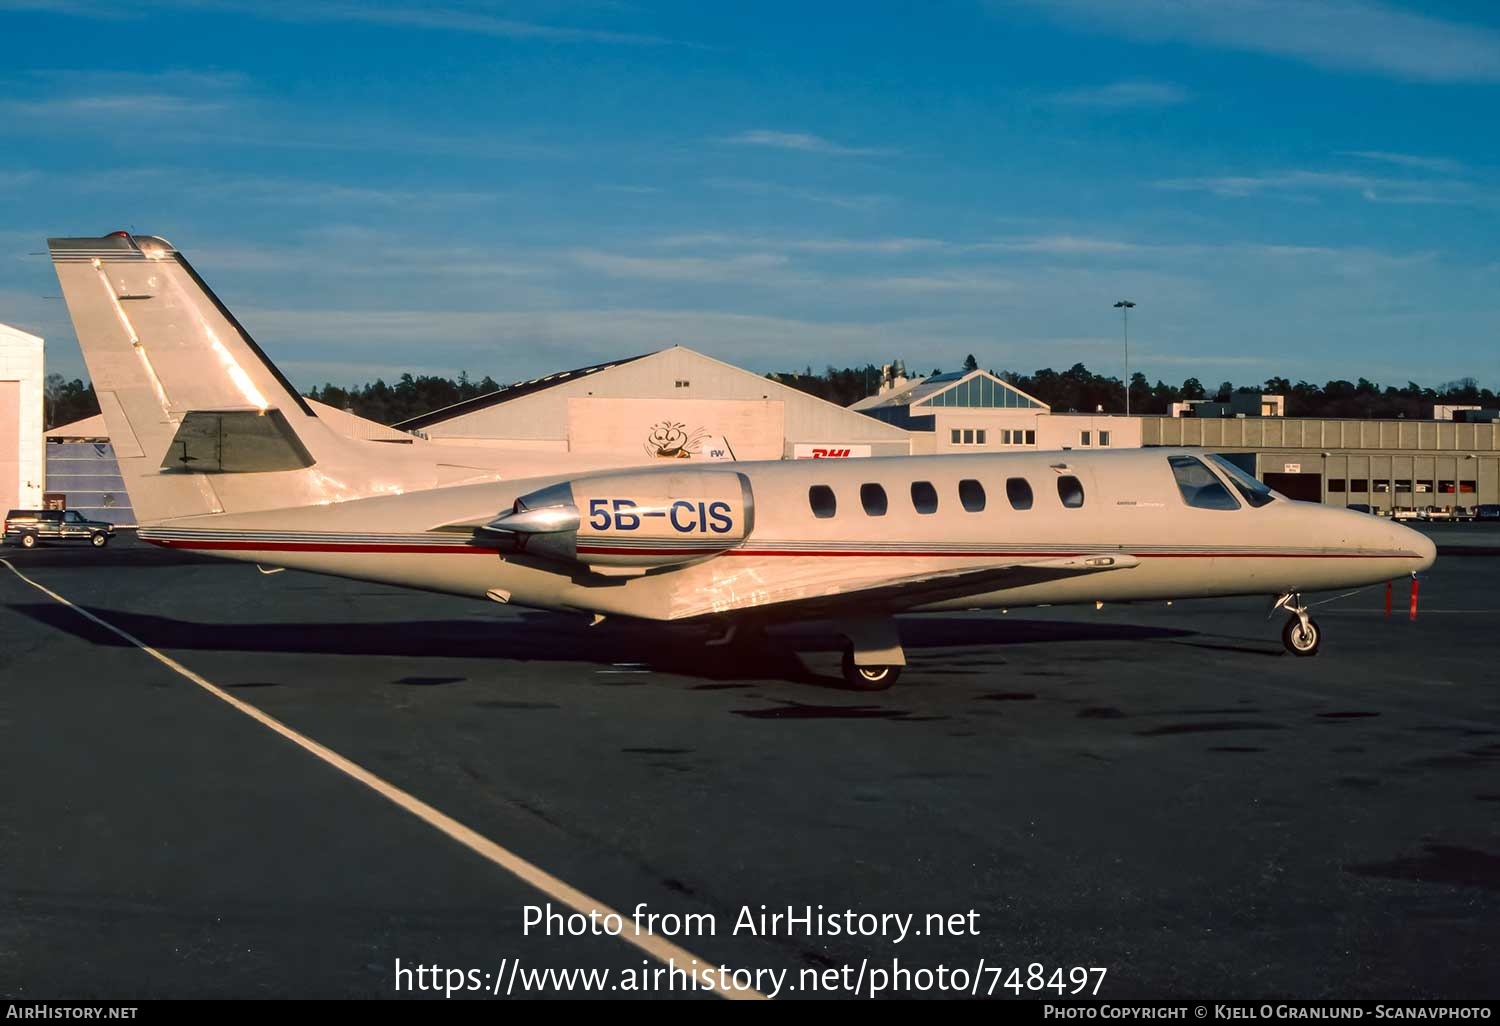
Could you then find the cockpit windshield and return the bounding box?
[1206,454,1278,508]
[1169,455,1239,510]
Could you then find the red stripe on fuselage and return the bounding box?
[145,538,1419,560]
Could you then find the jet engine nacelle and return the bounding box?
[483,469,754,572]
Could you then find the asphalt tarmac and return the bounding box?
[2,532,1497,999]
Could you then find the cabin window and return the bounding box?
[860,483,888,517]
[1057,475,1085,508]
[1206,454,1277,508]
[809,485,837,519]
[1006,477,1033,510]
[959,479,986,512]
[911,481,939,514]
[1168,455,1240,511]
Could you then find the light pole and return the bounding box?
[1114,300,1135,416]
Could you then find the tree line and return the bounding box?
[41,363,1499,431]
[766,360,1498,420]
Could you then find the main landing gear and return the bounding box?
[1272,592,1321,657]
[836,616,905,690]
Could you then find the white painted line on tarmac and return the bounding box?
[1,558,765,1001]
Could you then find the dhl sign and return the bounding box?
[793,444,872,459]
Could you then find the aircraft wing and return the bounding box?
[670,553,1140,621]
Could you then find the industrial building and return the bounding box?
[1144,415,1500,509]
[1,323,44,513]
[396,346,912,460]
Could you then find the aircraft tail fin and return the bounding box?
[48,232,400,524]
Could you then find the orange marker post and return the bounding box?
[1409,576,1420,622]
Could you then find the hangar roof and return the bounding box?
[394,354,651,431]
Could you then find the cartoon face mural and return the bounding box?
[644,420,709,459]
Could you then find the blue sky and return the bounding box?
[3,0,1498,393]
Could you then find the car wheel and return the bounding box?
[20,533,36,549]
[91,532,108,548]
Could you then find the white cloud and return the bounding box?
[0,1,681,46]
[570,249,791,283]
[1156,168,1483,205]
[1046,80,1190,108]
[705,178,892,211]
[1343,150,1467,173]
[1022,0,1500,83]
[724,130,892,157]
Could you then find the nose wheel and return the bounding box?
[1272,592,1321,657]
[1281,613,1321,656]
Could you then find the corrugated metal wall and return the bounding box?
[44,441,136,526]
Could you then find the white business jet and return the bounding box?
[49,232,1435,689]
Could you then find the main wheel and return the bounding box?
[1281,614,1321,657]
[841,648,901,690]
[90,532,108,548]
[20,533,36,549]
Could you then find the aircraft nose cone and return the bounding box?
[1410,527,1437,572]
[1390,520,1437,572]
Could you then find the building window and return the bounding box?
[1394,479,1412,493]
[951,429,961,444]
[1438,480,1456,494]
[1080,431,1091,447]
[1006,477,1033,510]
[674,380,690,388]
[1025,430,1035,445]
[1057,475,1085,509]
[1100,431,1110,447]
[959,479,986,512]
[1374,482,1390,493]
[860,483,888,517]
[1001,429,1012,444]
[963,429,974,444]
[1328,479,1347,493]
[1415,479,1432,494]
[976,429,986,445]
[1350,479,1369,492]
[1459,480,1476,494]
[809,485,836,519]
[911,481,939,514]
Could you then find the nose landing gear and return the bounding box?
[1272,592,1321,657]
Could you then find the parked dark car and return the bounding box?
[1477,504,1500,522]
[3,509,116,549]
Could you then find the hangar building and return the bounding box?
[396,346,912,460]
[1,323,45,513]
